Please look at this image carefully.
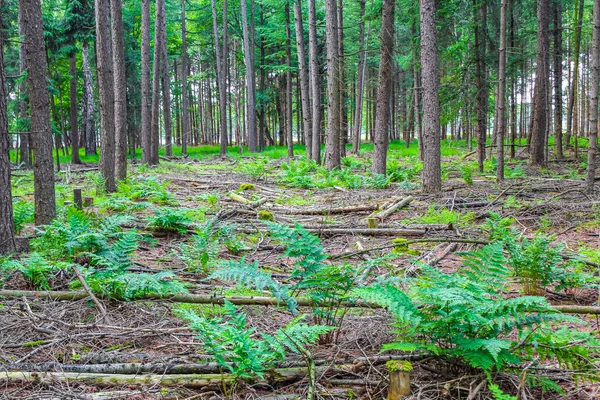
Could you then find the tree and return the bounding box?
[160,15,173,158]
[293,0,312,159]
[181,0,189,156]
[0,4,16,254]
[529,0,550,166]
[473,0,487,172]
[211,0,228,155]
[18,8,30,167]
[553,0,563,159]
[352,0,367,155]
[420,0,442,193]
[241,0,257,152]
[587,0,599,193]
[495,0,508,181]
[95,0,117,191]
[20,0,57,224]
[150,0,165,165]
[285,3,294,157]
[141,0,152,164]
[566,0,585,156]
[82,42,97,156]
[308,0,321,162]
[324,0,341,170]
[372,0,396,175]
[68,55,80,164]
[111,0,127,179]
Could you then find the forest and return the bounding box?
[1,0,600,398]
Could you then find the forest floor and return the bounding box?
[2,141,600,399]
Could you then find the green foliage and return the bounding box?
[181,301,333,379]
[118,177,177,205]
[12,200,34,234]
[177,222,221,273]
[1,253,69,290]
[146,207,192,233]
[411,206,475,226]
[355,244,580,375]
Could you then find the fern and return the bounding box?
[84,268,186,300]
[146,207,191,233]
[177,222,220,273]
[12,200,34,234]
[1,253,69,290]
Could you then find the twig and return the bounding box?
[72,264,108,321]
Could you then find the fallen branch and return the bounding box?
[276,204,379,215]
[369,196,414,221]
[72,265,107,321]
[304,227,425,237]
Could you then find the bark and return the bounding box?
[308,0,321,161]
[495,0,508,181]
[211,0,228,155]
[529,0,550,166]
[553,0,563,159]
[587,0,599,194]
[96,0,117,191]
[69,56,81,164]
[324,0,341,170]
[286,3,294,157]
[150,0,165,165]
[20,0,57,224]
[141,0,152,164]
[82,43,97,156]
[181,0,189,155]
[372,0,396,175]
[161,24,173,158]
[0,9,16,254]
[240,0,257,152]
[18,9,30,167]
[111,0,127,179]
[474,0,487,172]
[420,0,442,193]
[352,0,367,155]
[337,0,347,158]
[294,0,312,158]
[566,0,585,153]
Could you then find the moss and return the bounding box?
[258,210,275,221]
[23,340,45,347]
[393,238,408,244]
[386,360,412,373]
[239,183,255,191]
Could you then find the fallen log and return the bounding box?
[275,204,379,215]
[369,196,414,220]
[305,228,425,237]
[2,289,599,314]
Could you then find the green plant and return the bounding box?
[12,200,34,234]
[411,206,475,226]
[181,301,333,379]
[355,244,593,387]
[177,222,221,273]
[146,207,192,233]
[1,253,69,290]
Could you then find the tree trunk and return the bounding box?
[150,0,165,165]
[82,43,97,156]
[419,0,442,193]
[69,55,81,164]
[241,0,258,152]
[161,21,173,158]
[308,0,321,162]
[20,0,57,224]
[352,0,367,155]
[324,0,341,170]
[286,3,294,157]
[372,0,396,175]
[181,0,189,155]
[587,0,599,193]
[553,0,563,159]
[529,0,550,166]
[211,0,228,155]
[141,0,152,164]
[474,0,487,172]
[495,0,508,181]
[566,0,584,153]
[18,8,30,167]
[111,0,127,179]
[337,0,347,158]
[0,8,16,254]
[293,0,312,158]
[96,0,117,191]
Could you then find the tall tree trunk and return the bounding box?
[181,0,189,155]
[286,3,294,157]
[141,0,152,163]
[474,0,487,172]
[150,0,165,165]
[241,0,257,152]
[337,0,347,158]
[324,0,341,170]
[211,0,228,155]
[96,0,116,190]
[111,0,127,179]
[420,0,442,193]
[495,0,508,181]
[18,8,30,167]
[566,0,584,153]
[530,0,550,166]
[161,22,173,158]
[0,6,16,254]
[69,55,81,164]
[553,0,563,159]
[294,0,312,158]
[20,0,57,224]
[587,0,599,193]
[372,0,396,174]
[82,43,97,156]
[308,0,321,161]
[352,0,367,155]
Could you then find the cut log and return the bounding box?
[369,196,414,220]
[276,204,379,215]
[305,228,425,237]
